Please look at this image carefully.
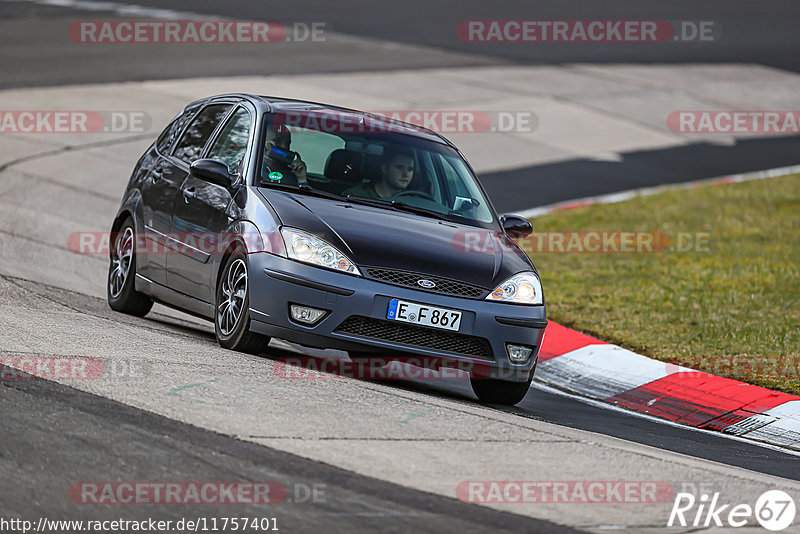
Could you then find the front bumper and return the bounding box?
[247,252,547,382]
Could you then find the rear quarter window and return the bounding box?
[156,106,199,155]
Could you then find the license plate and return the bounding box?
[387,299,462,332]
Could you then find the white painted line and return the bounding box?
[515,164,800,219]
[21,0,207,20]
[536,343,690,399]
[531,381,800,458]
[731,401,800,449]
[724,413,779,436]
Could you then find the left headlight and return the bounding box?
[486,272,543,305]
[280,227,361,276]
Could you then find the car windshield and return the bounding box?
[257,111,496,227]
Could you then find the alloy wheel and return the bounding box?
[109,227,134,298]
[217,258,248,336]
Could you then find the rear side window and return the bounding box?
[156,106,198,154]
[172,104,231,165]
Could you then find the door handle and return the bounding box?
[183,187,196,202]
[150,166,163,182]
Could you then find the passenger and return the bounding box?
[261,123,308,185]
[343,147,414,199]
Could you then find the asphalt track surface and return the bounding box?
[4,0,800,85]
[2,0,800,531]
[1,276,799,532]
[1,372,575,534]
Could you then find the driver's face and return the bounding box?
[270,138,290,150]
[383,155,414,190]
[267,126,291,151]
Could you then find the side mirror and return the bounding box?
[501,214,533,238]
[190,159,234,188]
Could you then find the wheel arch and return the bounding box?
[213,220,260,295]
[110,190,144,259]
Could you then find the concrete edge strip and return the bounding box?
[536,326,800,451]
[514,163,800,219]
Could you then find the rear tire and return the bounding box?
[470,376,533,406]
[215,249,270,355]
[107,217,153,317]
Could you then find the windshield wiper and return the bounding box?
[388,200,450,221]
[344,195,449,221]
[259,181,345,201]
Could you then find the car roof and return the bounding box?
[188,93,453,146]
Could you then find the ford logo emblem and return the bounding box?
[417,279,436,289]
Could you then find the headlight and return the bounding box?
[280,228,361,276]
[486,272,543,305]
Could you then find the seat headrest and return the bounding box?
[361,154,384,183]
[324,149,362,184]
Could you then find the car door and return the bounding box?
[168,105,252,303]
[151,103,231,292]
[138,106,198,285]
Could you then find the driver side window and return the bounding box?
[172,104,231,165]
[207,107,252,174]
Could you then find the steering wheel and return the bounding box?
[392,190,436,202]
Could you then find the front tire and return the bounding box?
[215,249,270,354]
[107,217,153,317]
[470,376,533,406]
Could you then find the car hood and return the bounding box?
[257,189,534,289]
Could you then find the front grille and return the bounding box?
[334,316,493,360]
[364,267,488,299]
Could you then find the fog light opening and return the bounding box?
[290,304,328,325]
[506,344,533,363]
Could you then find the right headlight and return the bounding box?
[486,272,543,305]
[280,227,361,276]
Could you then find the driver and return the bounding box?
[343,146,414,199]
[261,123,308,185]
